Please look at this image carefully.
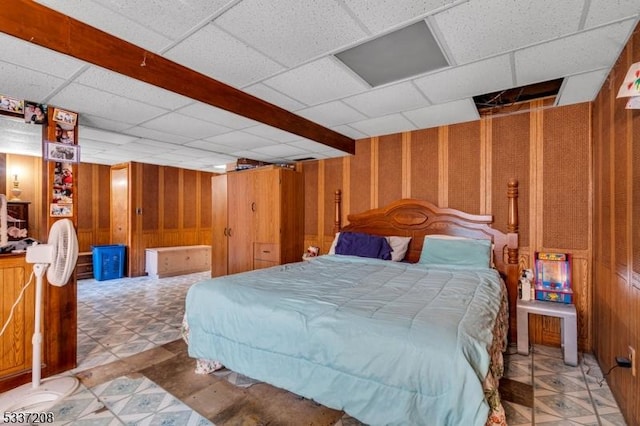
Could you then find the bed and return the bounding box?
[184,180,520,426]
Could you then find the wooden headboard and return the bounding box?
[334,179,520,340]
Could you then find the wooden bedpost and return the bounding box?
[506,178,520,343]
[334,190,342,233]
[507,178,519,264]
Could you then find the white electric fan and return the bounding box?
[0,218,79,412]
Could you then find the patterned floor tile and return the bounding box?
[502,400,532,425]
[48,386,105,423]
[535,393,596,418]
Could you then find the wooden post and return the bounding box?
[333,190,342,233]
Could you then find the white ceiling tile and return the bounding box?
[0,61,66,102]
[316,147,350,157]
[204,130,275,150]
[342,81,430,117]
[252,144,307,157]
[141,113,232,139]
[117,140,175,154]
[165,24,284,88]
[555,69,609,106]
[131,139,187,151]
[123,126,192,145]
[78,139,123,152]
[402,98,479,129]
[264,57,370,105]
[343,0,463,33]
[515,19,636,86]
[80,127,139,145]
[296,101,366,127]
[215,0,367,67]
[0,33,86,78]
[79,114,133,132]
[243,125,300,142]
[49,83,169,124]
[585,0,640,27]
[184,139,239,154]
[229,150,274,161]
[242,83,307,110]
[175,102,258,129]
[288,138,338,153]
[75,67,193,109]
[414,54,513,103]
[331,125,368,140]
[348,113,417,137]
[34,0,173,52]
[91,0,230,41]
[433,0,585,64]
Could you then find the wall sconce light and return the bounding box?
[617,61,640,109]
[10,169,22,201]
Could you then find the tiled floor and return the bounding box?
[8,272,628,425]
[503,344,627,425]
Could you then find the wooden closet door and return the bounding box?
[110,165,129,245]
[227,171,255,274]
[211,175,228,277]
[254,168,281,245]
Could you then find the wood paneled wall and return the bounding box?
[592,26,640,426]
[301,100,592,352]
[125,162,215,277]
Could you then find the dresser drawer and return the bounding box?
[253,242,279,262]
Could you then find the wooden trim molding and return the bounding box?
[0,1,355,154]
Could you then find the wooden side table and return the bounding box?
[517,299,578,366]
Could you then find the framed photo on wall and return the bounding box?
[50,203,73,218]
[45,141,80,163]
[52,108,78,126]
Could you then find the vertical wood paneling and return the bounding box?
[377,133,402,207]
[163,167,179,229]
[447,121,481,214]
[183,169,197,228]
[200,172,212,229]
[410,128,439,202]
[350,139,371,217]
[542,104,590,250]
[592,24,640,426]
[491,112,530,245]
[304,162,319,236]
[142,164,159,231]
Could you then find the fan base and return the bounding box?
[0,376,79,412]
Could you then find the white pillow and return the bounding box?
[424,234,495,267]
[328,232,340,255]
[385,236,412,262]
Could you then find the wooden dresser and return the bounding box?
[212,166,304,276]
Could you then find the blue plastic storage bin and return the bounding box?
[92,244,126,281]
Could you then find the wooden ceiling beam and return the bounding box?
[0,1,355,154]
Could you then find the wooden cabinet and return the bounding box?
[0,254,34,386]
[212,166,304,277]
[145,245,212,278]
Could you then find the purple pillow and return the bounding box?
[335,232,392,260]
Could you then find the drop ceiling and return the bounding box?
[0,0,638,172]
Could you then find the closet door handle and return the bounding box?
[228,228,232,237]
[223,227,228,237]
[251,202,256,212]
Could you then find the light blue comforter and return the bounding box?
[186,255,503,426]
